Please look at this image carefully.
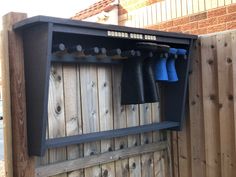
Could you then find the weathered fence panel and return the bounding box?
[172,30,236,177]
[35,63,170,177]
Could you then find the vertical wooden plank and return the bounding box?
[2,12,35,177]
[193,0,199,13]
[80,64,101,177]
[140,103,154,177]
[189,40,206,177]
[112,65,129,177]
[97,65,115,177]
[63,64,83,177]
[156,3,162,23]
[200,35,221,177]
[158,130,171,177]
[0,23,14,177]
[152,102,165,177]
[231,32,236,177]
[126,104,141,177]
[176,0,182,18]
[171,132,179,177]
[216,33,236,177]
[165,131,173,177]
[161,1,167,22]
[166,0,172,21]
[48,64,67,177]
[177,110,191,177]
[181,0,188,16]
[171,0,177,19]
[199,0,206,12]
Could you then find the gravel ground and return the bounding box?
[0,161,5,177]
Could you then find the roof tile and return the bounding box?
[73,0,116,20]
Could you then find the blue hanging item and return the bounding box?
[177,48,187,56]
[155,52,169,81]
[167,48,178,82]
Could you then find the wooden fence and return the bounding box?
[172,30,236,177]
[34,63,173,177]
[2,12,236,177]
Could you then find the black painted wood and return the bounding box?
[51,54,122,64]
[13,16,197,40]
[52,25,191,45]
[161,40,194,130]
[46,121,179,148]
[22,23,53,156]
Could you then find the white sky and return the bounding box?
[0,0,98,28]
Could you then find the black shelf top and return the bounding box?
[13,15,197,40]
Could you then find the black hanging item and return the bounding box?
[121,50,145,105]
[136,42,161,103]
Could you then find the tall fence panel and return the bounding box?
[172,30,236,177]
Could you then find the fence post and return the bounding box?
[2,12,35,177]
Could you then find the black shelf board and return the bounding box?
[51,54,123,64]
[45,121,179,149]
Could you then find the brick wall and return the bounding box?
[146,3,236,35]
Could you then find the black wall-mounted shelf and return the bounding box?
[13,16,197,156]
